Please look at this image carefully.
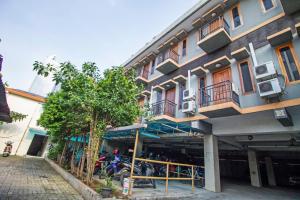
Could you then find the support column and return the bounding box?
[136,136,144,157]
[204,135,221,192]
[248,150,262,187]
[265,157,276,186]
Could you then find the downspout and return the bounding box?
[249,42,258,66]
[188,70,191,91]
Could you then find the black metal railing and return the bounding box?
[199,80,239,107]
[136,67,149,80]
[199,16,230,40]
[150,100,176,117]
[157,49,179,66]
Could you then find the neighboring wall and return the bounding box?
[0,92,44,156]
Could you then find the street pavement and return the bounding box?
[0,156,83,200]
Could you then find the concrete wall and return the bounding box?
[0,92,45,156]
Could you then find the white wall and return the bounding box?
[0,92,45,156]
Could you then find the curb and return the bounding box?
[45,158,102,200]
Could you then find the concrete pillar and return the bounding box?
[248,150,262,187]
[265,157,276,186]
[204,135,221,192]
[136,136,144,157]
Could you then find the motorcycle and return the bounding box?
[3,141,13,157]
[93,153,110,175]
[119,160,156,188]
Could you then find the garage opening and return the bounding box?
[102,120,207,196]
[27,134,48,156]
[218,136,300,190]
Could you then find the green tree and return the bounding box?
[34,61,141,184]
[0,111,27,125]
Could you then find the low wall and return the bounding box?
[45,158,101,200]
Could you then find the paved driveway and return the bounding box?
[0,156,83,200]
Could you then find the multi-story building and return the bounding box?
[105,0,300,192]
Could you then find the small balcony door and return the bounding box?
[213,68,231,104]
[142,63,150,79]
[165,87,176,116]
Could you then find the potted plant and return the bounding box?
[100,172,113,198]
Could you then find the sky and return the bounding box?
[0,0,199,91]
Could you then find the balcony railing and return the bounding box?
[136,67,149,80]
[151,100,176,117]
[199,81,239,107]
[157,49,179,66]
[199,16,230,40]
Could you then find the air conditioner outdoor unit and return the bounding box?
[257,78,282,98]
[182,100,196,113]
[183,89,195,100]
[254,61,277,81]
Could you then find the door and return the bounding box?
[213,68,231,104]
[142,64,150,79]
[165,88,176,116]
[27,135,48,156]
[169,44,179,62]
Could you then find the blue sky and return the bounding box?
[0,0,199,90]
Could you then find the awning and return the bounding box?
[103,119,205,140]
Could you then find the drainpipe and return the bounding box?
[188,70,191,91]
[149,86,153,105]
[249,42,258,66]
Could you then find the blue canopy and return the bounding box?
[103,119,203,140]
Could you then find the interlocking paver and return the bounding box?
[0,156,83,200]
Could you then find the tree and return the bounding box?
[0,111,27,126]
[34,61,141,184]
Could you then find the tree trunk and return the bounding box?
[78,135,87,178]
[59,139,69,166]
[86,111,101,185]
[71,137,79,174]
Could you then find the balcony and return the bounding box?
[156,49,180,75]
[197,16,231,53]
[198,80,241,118]
[151,100,176,118]
[135,68,149,85]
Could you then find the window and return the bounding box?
[199,77,206,106]
[231,6,242,28]
[261,0,275,12]
[238,60,255,94]
[150,59,155,75]
[277,43,300,83]
[182,39,187,57]
[178,83,186,109]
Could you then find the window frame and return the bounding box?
[178,82,186,110]
[182,38,187,57]
[237,59,256,95]
[260,0,276,13]
[230,3,244,30]
[276,42,300,85]
[198,76,206,106]
[150,58,156,75]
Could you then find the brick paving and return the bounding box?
[0,156,83,200]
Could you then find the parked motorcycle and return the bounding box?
[2,141,13,157]
[120,161,156,188]
[93,153,110,175]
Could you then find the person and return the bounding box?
[111,148,120,174]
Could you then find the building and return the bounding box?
[0,88,48,157]
[103,0,300,193]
